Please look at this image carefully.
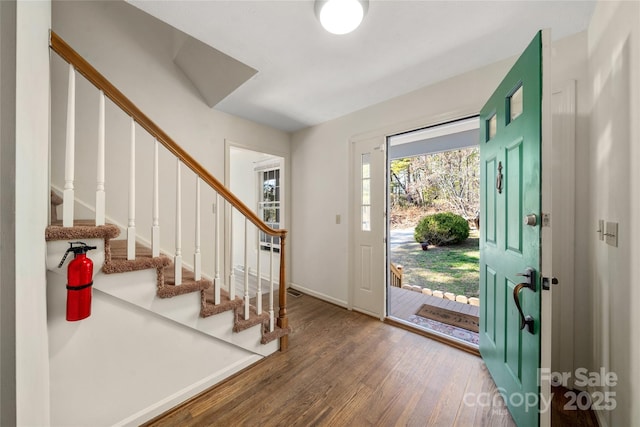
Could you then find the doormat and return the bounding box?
[407,315,479,346]
[416,303,479,333]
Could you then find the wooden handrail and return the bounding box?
[49,31,286,239]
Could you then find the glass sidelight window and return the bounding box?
[361,153,371,231]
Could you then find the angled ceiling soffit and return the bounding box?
[174,35,257,108]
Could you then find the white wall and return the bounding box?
[14,0,52,425]
[0,1,17,424]
[587,1,639,425]
[230,147,261,271]
[50,1,291,284]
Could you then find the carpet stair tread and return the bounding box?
[233,304,270,333]
[46,220,120,242]
[103,240,171,273]
[200,288,243,317]
[158,264,211,298]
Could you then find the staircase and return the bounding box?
[46,31,290,426]
[46,219,285,342]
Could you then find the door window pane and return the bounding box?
[362,153,370,178]
[509,84,523,122]
[487,114,497,141]
[362,206,371,232]
[361,153,371,231]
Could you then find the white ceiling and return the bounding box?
[129,0,596,133]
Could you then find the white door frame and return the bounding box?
[347,110,484,321]
[540,30,553,427]
[550,80,576,383]
[224,139,290,295]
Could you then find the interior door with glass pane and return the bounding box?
[480,31,549,427]
[351,136,385,318]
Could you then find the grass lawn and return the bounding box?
[390,229,480,298]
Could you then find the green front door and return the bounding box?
[479,31,544,427]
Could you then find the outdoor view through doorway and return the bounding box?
[387,117,481,347]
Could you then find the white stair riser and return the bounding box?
[94,265,277,356]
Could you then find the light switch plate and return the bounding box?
[598,219,604,241]
[605,222,618,247]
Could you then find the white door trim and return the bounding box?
[539,29,553,427]
[550,80,577,389]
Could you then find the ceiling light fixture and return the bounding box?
[315,0,369,35]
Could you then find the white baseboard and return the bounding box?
[116,355,261,426]
[289,282,348,308]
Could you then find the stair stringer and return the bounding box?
[94,268,279,357]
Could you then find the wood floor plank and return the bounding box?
[144,292,516,427]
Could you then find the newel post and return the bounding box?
[278,232,288,351]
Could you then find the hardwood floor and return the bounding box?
[144,292,516,427]
[551,386,600,427]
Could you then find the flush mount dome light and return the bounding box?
[315,0,369,35]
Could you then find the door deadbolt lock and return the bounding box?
[542,276,559,290]
[524,214,538,226]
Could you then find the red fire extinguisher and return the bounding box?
[58,242,97,321]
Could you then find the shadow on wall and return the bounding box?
[590,28,632,427]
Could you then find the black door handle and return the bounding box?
[513,267,536,334]
[513,283,535,333]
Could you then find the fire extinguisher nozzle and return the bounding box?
[57,242,97,268]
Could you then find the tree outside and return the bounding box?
[390,146,479,221]
[390,146,480,297]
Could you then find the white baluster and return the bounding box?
[194,177,201,280]
[213,193,221,305]
[228,205,235,300]
[244,218,250,320]
[269,236,275,332]
[127,119,136,260]
[95,90,106,226]
[256,228,262,315]
[174,159,182,285]
[62,64,75,227]
[151,139,160,257]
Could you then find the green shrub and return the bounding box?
[414,212,469,246]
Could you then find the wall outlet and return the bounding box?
[605,222,618,247]
[336,214,341,225]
